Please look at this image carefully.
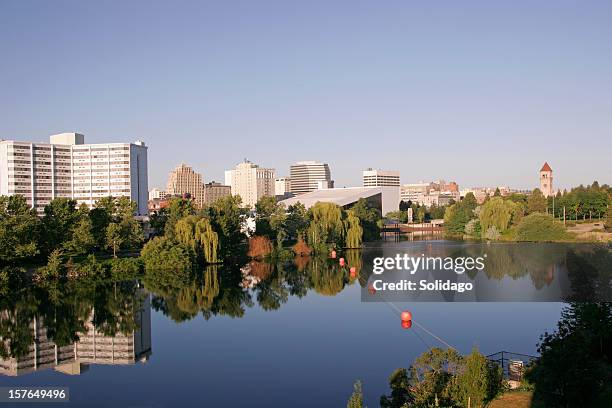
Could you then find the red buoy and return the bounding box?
[331,250,337,259]
[339,257,345,266]
[368,285,376,295]
[401,320,412,329]
[400,311,412,322]
[349,266,356,276]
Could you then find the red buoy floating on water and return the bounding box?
[368,285,376,295]
[401,320,413,329]
[400,311,412,322]
[339,257,345,266]
[331,250,337,259]
[349,266,356,278]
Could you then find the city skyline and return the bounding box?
[1,1,611,191]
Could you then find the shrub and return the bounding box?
[109,257,143,280]
[140,236,195,271]
[514,213,569,242]
[247,235,273,259]
[292,236,312,256]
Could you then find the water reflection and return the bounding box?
[0,280,151,376]
[1,241,610,378]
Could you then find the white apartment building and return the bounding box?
[289,161,333,194]
[0,133,148,215]
[275,177,291,196]
[362,168,400,187]
[224,160,275,208]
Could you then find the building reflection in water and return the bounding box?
[0,292,151,377]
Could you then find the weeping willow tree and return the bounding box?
[176,266,220,313]
[307,202,345,252]
[344,210,363,249]
[308,256,345,296]
[174,216,220,264]
[195,218,220,264]
[478,197,521,237]
[174,216,199,251]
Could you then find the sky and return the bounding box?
[1,0,611,191]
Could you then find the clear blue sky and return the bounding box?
[1,1,611,191]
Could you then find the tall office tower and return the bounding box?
[289,161,333,194]
[362,168,400,187]
[275,177,291,195]
[0,133,148,215]
[224,159,275,208]
[539,162,553,197]
[166,163,205,207]
[202,181,231,205]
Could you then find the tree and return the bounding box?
[350,198,381,241]
[141,236,195,272]
[254,195,278,239]
[195,218,220,263]
[208,195,247,259]
[478,197,521,235]
[344,210,363,249]
[380,368,411,408]
[285,202,309,241]
[0,195,40,264]
[106,222,124,257]
[347,380,364,408]
[41,198,78,253]
[527,188,547,214]
[494,187,501,197]
[307,202,344,251]
[64,211,95,254]
[514,213,569,242]
[444,193,477,235]
[526,303,612,407]
[416,206,426,223]
[606,204,612,230]
[452,348,501,408]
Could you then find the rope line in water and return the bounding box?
[371,286,456,350]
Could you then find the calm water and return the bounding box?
[1,240,610,407]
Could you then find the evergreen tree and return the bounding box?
[527,188,548,214]
[347,380,365,408]
[0,195,40,263]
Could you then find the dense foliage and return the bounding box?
[379,347,501,408]
[514,213,569,242]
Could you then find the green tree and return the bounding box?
[494,187,501,197]
[307,202,344,251]
[527,188,547,214]
[254,195,278,239]
[606,204,612,230]
[514,213,569,242]
[344,210,363,249]
[41,198,78,253]
[64,205,95,254]
[208,195,247,259]
[350,198,381,241]
[444,193,478,235]
[416,206,426,223]
[106,222,124,257]
[285,202,309,241]
[479,196,521,235]
[526,303,612,407]
[141,236,196,272]
[452,348,501,408]
[347,380,365,408]
[0,195,40,263]
[380,368,411,408]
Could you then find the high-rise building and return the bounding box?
[275,177,291,195]
[203,181,231,205]
[539,162,553,197]
[0,133,148,215]
[289,161,333,194]
[166,163,205,207]
[225,160,275,208]
[362,169,400,187]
